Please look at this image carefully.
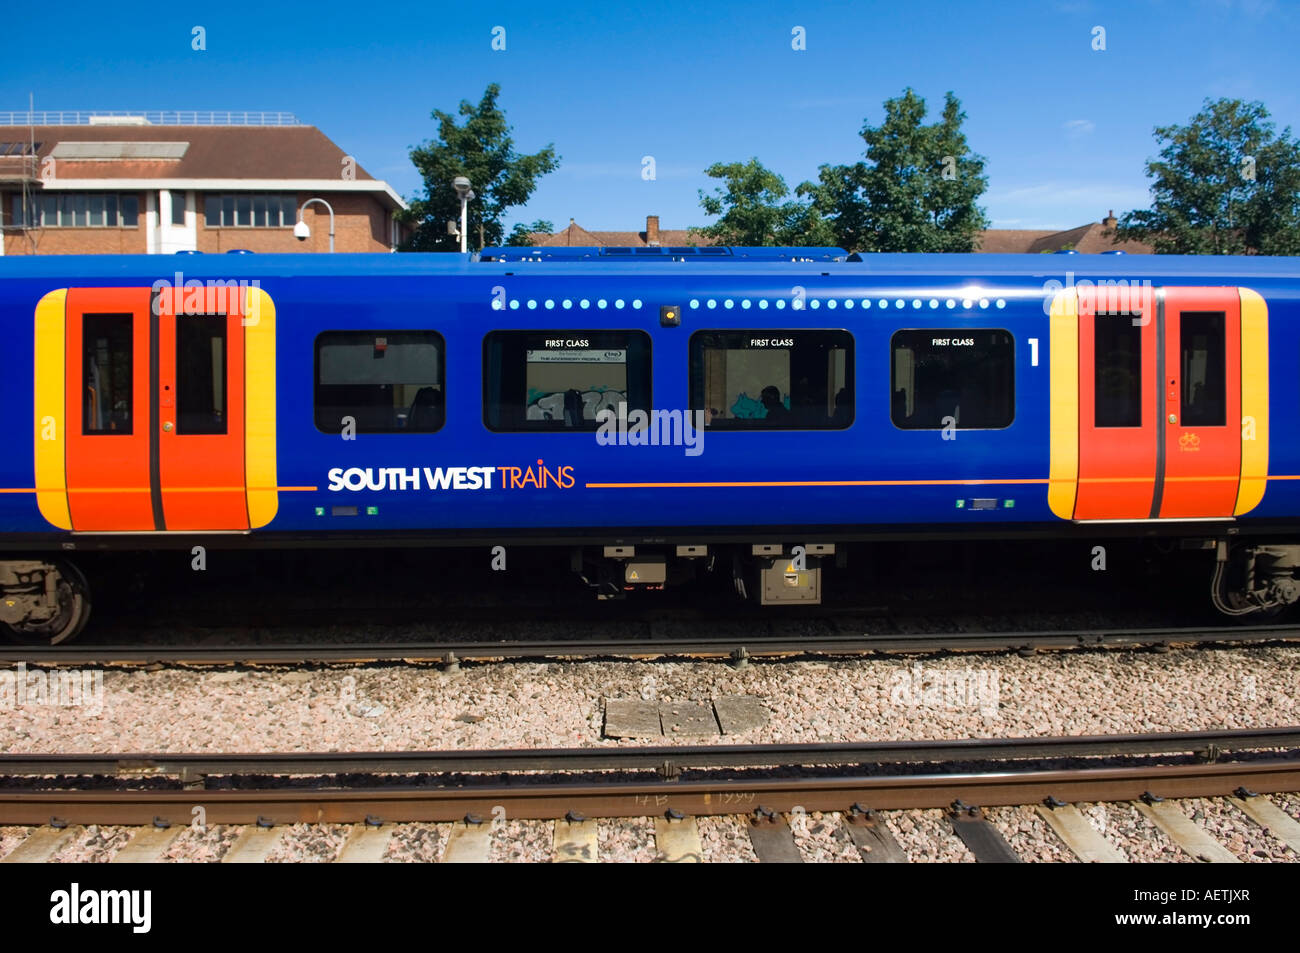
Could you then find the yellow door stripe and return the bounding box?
[245,287,279,528]
[33,289,71,530]
[1236,288,1269,515]
[1048,290,1079,519]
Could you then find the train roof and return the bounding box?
[3,250,1300,281]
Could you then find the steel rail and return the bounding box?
[1,727,1296,780]
[1,760,1296,825]
[3,623,1299,666]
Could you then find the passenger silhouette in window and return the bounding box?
[791,377,817,426]
[760,385,789,425]
[832,387,852,427]
[407,387,443,431]
[563,389,585,427]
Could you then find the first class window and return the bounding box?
[690,330,854,429]
[82,314,133,435]
[483,330,651,431]
[1094,313,1142,428]
[314,331,445,434]
[891,329,1014,430]
[1180,311,1226,427]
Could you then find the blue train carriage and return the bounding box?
[1,248,1299,643]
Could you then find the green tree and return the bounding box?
[401,84,559,252]
[804,89,989,252]
[504,220,554,246]
[696,158,835,246]
[1116,98,1300,255]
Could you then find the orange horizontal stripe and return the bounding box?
[1,477,1293,493]
[1078,476,1240,484]
[586,479,1052,489]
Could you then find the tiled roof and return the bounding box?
[980,221,1152,254]
[1,124,377,181]
[530,216,1153,254]
[531,219,712,247]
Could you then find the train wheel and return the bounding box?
[0,560,92,646]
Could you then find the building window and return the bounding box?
[170,192,187,227]
[690,330,854,429]
[484,330,652,431]
[891,329,1015,430]
[315,331,445,434]
[10,192,138,228]
[204,193,296,228]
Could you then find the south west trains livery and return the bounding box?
[2,246,1298,642]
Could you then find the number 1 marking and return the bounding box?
[1029,338,1039,366]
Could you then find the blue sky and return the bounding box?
[3,0,1296,233]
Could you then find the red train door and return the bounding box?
[1073,285,1159,519]
[157,292,249,530]
[62,287,250,531]
[65,289,155,530]
[1059,285,1249,521]
[1158,288,1241,518]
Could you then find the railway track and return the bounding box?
[2,728,1299,862]
[6,792,1299,863]
[3,622,1299,667]
[1,727,1296,822]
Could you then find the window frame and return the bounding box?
[482,329,653,433]
[1092,312,1143,429]
[688,328,856,431]
[11,191,138,228]
[889,327,1016,431]
[204,193,297,228]
[81,312,135,436]
[313,329,447,435]
[1179,310,1227,428]
[175,314,229,435]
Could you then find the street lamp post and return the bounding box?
[452,177,474,254]
[294,197,335,252]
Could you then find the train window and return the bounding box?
[82,314,133,435]
[891,329,1014,430]
[1094,314,1141,427]
[176,316,227,435]
[483,330,652,432]
[690,330,853,429]
[1180,311,1226,427]
[314,331,445,434]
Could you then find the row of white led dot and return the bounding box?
[495,298,645,310]
[492,296,1007,311]
[687,297,1007,311]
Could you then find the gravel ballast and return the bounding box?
[3,646,1295,754]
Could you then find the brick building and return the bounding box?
[976,211,1151,254]
[527,212,1152,253]
[0,111,406,256]
[528,215,707,248]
